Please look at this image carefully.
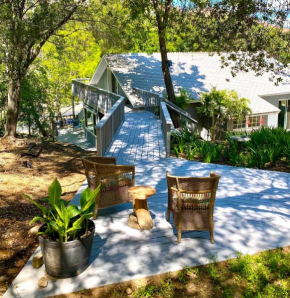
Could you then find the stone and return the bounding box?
[38,276,48,288]
[32,252,43,269]
[28,225,41,236]
[0,275,8,282]
[126,287,132,295]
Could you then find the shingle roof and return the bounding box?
[105,52,290,114]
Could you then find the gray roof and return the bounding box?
[104,53,290,114]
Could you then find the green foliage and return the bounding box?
[228,250,290,297]
[199,142,223,163]
[133,280,174,298]
[244,127,290,168]
[186,145,199,161]
[223,135,240,166]
[19,65,53,137]
[172,126,290,169]
[175,88,193,110]
[40,23,101,107]
[197,88,251,140]
[173,146,179,157]
[24,178,100,243]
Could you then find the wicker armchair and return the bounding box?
[81,156,135,219]
[166,171,221,244]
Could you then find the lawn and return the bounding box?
[52,247,290,298]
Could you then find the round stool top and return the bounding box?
[128,186,156,199]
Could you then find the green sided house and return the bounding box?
[84,52,290,140]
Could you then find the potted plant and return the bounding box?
[24,178,100,278]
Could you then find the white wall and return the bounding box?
[267,113,279,128]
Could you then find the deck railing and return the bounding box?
[133,87,198,158]
[133,87,160,116]
[72,79,119,114]
[95,97,125,156]
[72,79,125,156]
[160,102,174,157]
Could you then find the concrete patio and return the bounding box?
[4,111,290,298]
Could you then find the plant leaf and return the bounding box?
[67,204,80,219]
[48,178,62,208]
[80,185,100,213]
[30,216,46,225]
[23,194,47,215]
[55,204,63,220]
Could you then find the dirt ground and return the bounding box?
[0,137,94,296]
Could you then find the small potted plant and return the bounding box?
[24,178,100,278]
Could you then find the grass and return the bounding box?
[53,247,290,298]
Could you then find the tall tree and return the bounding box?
[0,0,88,138]
[127,0,188,127]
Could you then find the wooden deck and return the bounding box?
[4,111,290,298]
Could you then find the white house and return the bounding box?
[89,52,290,137]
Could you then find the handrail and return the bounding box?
[133,87,198,124]
[72,79,119,114]
[161,97,198,124]
[160,102,174,157]
[72,79,125,156]
[95,97,125,156]
[133,87,198,157]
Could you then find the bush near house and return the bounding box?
[171,126,290,172]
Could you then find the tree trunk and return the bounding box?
[158,33,181,128]
[4,79,22,138]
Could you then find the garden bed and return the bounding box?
[171,127,290,173]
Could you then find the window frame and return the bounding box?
[233,115,264,131]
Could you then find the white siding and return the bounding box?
[267,113,279,128]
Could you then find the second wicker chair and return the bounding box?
[166,171,221,244]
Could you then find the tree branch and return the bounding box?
[52,27,89,37]
[23,0,87,73]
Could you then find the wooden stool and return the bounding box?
[127,186,156,230]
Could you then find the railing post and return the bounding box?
[160,101,173,158]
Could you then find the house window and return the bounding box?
[85,109,96,134]
[233,116,263,130]
[233,118,246,130]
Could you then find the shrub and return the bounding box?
[199,142,223,163]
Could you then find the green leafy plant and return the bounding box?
[173,145,179,157]
[199,141,223,163]
[197,88,251,140]
[24,178,100,242]
[186,145,199,160]
[177,137,185,154]
[223,134,240,166]
[175,88,193,110]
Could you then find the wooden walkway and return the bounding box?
[106,110,166,162]
[4,111,290,298]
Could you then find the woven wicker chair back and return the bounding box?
[166,171,221,243]
[81,156,135,218]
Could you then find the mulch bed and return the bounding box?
[0,137,94,296]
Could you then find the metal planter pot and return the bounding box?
[39,220,95,278]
